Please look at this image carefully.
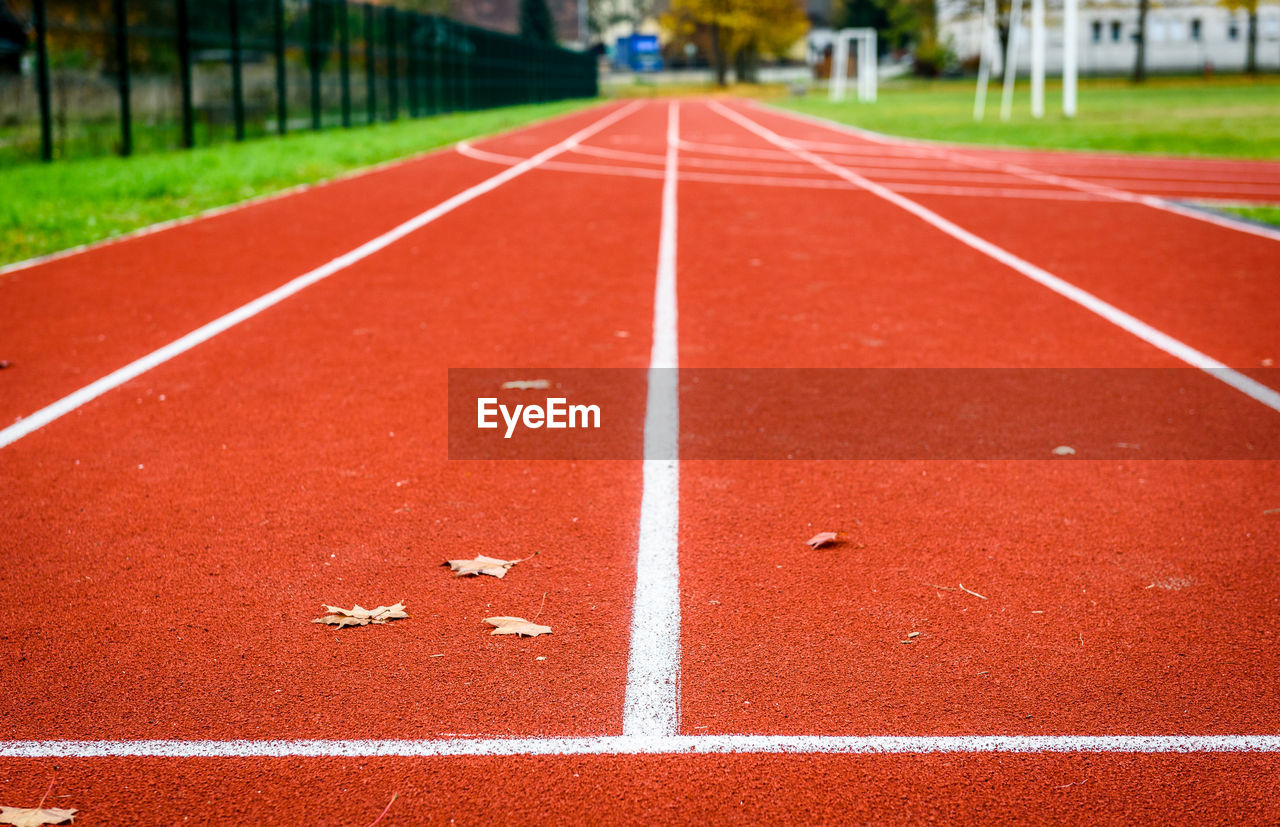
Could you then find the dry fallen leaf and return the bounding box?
[0,806,77,827]
[312,603,407,628]
[484,616,552,637]
[501,379,550,389]
[806,532,839,549]
[1052,445,1076,456]
[445,553,535,579]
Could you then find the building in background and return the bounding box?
[463,0,584,42]
[940,0,1280,73]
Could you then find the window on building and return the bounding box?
[1228,20,1239,40]
[1190,18,1201,40]
[1110,20,1122,41]
[1092,20,1103,42]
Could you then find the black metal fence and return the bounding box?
[0,0,598,163]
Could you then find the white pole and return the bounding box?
[857,35,866,101]
[974,0,996,119]
[578,0,587,48]
[1030,0,1045,117]
[831,33,849,102]
[865,31,877,102]
[1063,0,1078,116]
[859,34,869,101]
[1000,0,1023,120]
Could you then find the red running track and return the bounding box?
[1,99,1278,824]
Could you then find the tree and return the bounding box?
[0,1,26,74]
[1221,0,1259,74]
[844,0,944,76]
[663,0,807,85]
[398,0,457,14]
[835,0,890,41]
[520,0,557,42]
[950,0,1014,75]
[591,0,657,41]
[1133,0,1149,81]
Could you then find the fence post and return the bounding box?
[229,0,245,140]
[32,0,52,161]
[364,3,376,123]
[432,18,444,113]
[113,0,132,156]
[273,0,287,135]
[442,19,453,113]
[385,7,398,119]
[417,14,430,115]
[404,13,417,117]
[175,0,194,148]
[338,0,351,127]
[309,0,321,130]
[465,29,476,110]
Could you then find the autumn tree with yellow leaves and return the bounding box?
[662,0,809,86]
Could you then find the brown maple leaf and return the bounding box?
[484,616,552,637]
[445,552,537,579]
[0,806,77,827]
[312,603,408,628]
[806,532,839,549]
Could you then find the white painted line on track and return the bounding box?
[0,102,610,277]
[460,139,1105,200]
[2,734,1279,758]
[754,102,1280,244]
[0,101,643,451]
[622,100,682,739]
[712,101,1280,414]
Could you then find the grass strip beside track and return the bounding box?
[1220,203,1280,228]
[775,76,1280,160]
[0,99,597,267]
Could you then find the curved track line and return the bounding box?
[758,103,1280,243]
[460,140,1106,200]
[713,101,1280,413]
[0,101,643,451]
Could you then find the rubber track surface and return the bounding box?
[1,99,1278,824]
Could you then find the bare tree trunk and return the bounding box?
[1246,10,1258,74]
[709,22,727,86]
[997,21,1010,76]
[734,44,758,83]
[1132,0,1148,82]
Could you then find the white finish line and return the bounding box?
[1,734,1278,758]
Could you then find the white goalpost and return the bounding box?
[829,28,877,103]
[974,0,1077,120]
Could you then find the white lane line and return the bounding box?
[459,140,1104,201]
[711,100,1280,414]
[622,100,682,739]
[755,102,1280,244]
[0,102,642,451]
[0,102,608,277]
[2,734,1278,757]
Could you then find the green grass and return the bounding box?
[1220,204,1280,228]
[0,99,596,267]
[775,75,1280,159]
